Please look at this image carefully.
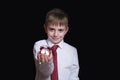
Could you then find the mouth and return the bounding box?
[52,37,59,40]
[53,38,58,40]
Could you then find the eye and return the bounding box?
[59,29,64,32]
[49,28,54,31]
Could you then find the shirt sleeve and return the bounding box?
[33,42,54,77]
[70,49,80,80]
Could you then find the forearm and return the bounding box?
[70,50,80,80]
[71,67,80,80]
[37,59,54,77]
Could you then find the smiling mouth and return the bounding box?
[52,37,59,40]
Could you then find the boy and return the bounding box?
[33,8,80,80]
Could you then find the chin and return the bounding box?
[52,40,61,44]
[52,41,59,44]
[49,38,62,44]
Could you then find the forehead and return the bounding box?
[47,24,66,29]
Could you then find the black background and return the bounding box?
[1,0,113,80]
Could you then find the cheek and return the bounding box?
[59,32,66,37]
[47,31,53,36]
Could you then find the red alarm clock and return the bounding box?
[40,45,51,55]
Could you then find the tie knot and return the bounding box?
[51,45,59,51]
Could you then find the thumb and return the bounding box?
[48,50,53,60]
[37,53,41,62]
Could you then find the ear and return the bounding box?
[65,26,69,34]
[44,24,47,33]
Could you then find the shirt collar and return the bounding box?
[46,39,64,49]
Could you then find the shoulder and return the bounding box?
[34,39,45,44]
[34,39,47,46]
[64,42,77,51]
[63,42,78,57]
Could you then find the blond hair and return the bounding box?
[45,8,68,27]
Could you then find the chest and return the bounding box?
[57,49,74,69]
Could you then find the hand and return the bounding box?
[37,50,53,64]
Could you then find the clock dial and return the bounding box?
[41,48,50,55]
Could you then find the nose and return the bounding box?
[54,31,58,36]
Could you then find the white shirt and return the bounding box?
[33,39,80,80]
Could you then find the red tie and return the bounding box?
[51,45,59,80]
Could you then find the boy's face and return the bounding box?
[44,24,68,44]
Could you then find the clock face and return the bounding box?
[41,48,50,55]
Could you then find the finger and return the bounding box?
[37,53,41,63]
[44,55,48,62]
[48,50,53,61]
[41,54,45,63]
